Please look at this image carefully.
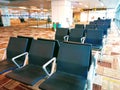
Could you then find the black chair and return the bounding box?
[89,21,96,25]
[17,36,33,52]
[6,39,59,86]
[84,30,104,62]
[55,28,69,42]
[0,37,29,74]
[38,38,60,57]
[84,30,103,51]
[105,19,111,29]
[75,24,84,29]
[96,24,108,37]
[68,28,85,43]
[39,42,93,90]
[85,24,96,30]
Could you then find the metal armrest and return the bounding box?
[87,63,94,90]
[64,35,69,42]
[88,54,97,79]
[12,52,28,68]
[81,37,86,43]
[94,51,99,61]
[43,57,56,77]
[88,63,94,79]
[103,37,107,45]
[0,48,6,60]
[87,54,97,90]
[92,51,99,68]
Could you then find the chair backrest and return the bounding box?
[85,30,103,45]
[57,42,92,78]
[17,36,33,52]
[89,21,96,25]
[53,40,60,57]
[104,19,111,28]
[55,28,69,42]
[85,24,96,30]
[75,24,84,29]
[29,39,56,66]
[7,37,28,60]
[96,24,108,36]
[69,29,85,42]
[37,38,60,57]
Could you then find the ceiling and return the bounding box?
[0,0,118,12]
[0,0,51,10]
[72,0,118,9]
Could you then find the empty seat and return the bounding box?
[84,30,103,50]
[89,21,96,25]
[0,37,29,74]
[38,38,60,57]
[6,39,59,85]
[96,24,108,36]
[17,36,33,52]
[75,24,84,29]
[84,30,104,62]
[39,42,94,90]
[85,24,96,30]
[68,29,85,42]
[55,28,69,42]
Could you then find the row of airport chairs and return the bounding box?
[0,36,96,90]
[75,19,111,36]
[75,19,111,30]
[55,28,104,51]
[55,19,110,44]
[55,27,105,71]
[75,24,108,37]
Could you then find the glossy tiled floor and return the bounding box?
[94,22,120,90]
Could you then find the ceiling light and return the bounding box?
[19,7,27,9]
[43,9,48,12]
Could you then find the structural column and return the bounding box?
[1,6,10,26]
[51,0,73,28]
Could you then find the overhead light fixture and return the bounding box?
[43,9,48,12]
[19,7,27,9]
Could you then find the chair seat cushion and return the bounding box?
[6,64,47,85]
[0,58,26,74]
[39,71,87,90]
[0,59,16,74]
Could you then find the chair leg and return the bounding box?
[98,49,103,62]
[87,80,93,90]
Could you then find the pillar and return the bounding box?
[1,6,10,26]
[51,0,73,28]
